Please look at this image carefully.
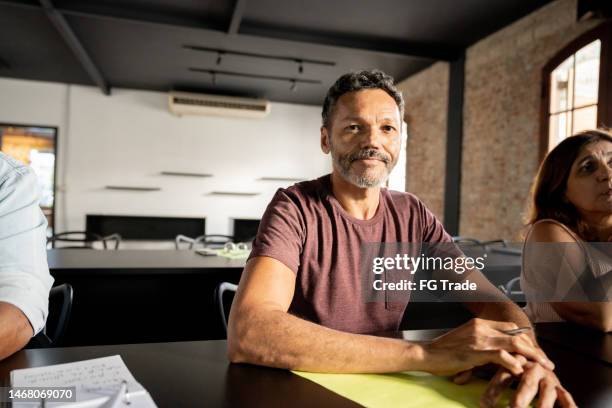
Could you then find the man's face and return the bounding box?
[321,89,401,188]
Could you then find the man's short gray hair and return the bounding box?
[321,69,404,129]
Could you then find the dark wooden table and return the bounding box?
[47,250,245,346]
[47,249,246,274]
[7,324,611,407]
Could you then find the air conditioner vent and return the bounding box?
[169,91,270,118]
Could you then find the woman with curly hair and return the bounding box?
[521,129,612,332]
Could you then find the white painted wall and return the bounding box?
[0,77,331,239]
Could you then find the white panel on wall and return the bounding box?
[0,78,332,236]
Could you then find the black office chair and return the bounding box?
[451,236,508,250]
[48,231,121,249]
[26,283,74,348]
[46,283,73,345]
[215,282,238,336]
[498,276,526,304]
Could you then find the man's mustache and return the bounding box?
[348,149,391,164]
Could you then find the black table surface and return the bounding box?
[47,249,246,273]
[2,324,610,407]
[536,322,612,365]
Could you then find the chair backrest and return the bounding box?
[199,235,234,249]
[175,234,197,250]
[452,236,509,252]
[498,276,524,295]
[451,236,482,245]
[48,231,122,249]
[215,282,238,336]
[45,283,74,345]
[176,234,235,250]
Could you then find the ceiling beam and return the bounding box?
[238,22,460,61]
[38,0,111,95]
[228,0,248,35]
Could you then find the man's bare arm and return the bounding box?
[430,255,536,342]
[227,257,428,373]
[0,302,33,360]
[227,257,549,374]
[452,264,573,408]
[462,289,535,342]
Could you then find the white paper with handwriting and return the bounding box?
[10,355,157,407]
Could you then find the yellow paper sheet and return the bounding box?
[292,370,517,408]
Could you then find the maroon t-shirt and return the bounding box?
[248,174,455,333]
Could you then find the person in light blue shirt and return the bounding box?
[0,151,53,359]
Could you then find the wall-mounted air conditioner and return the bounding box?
[168,91,271,119]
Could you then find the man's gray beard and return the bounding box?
[332,153,393,188]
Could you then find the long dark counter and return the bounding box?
[47,250,245,346]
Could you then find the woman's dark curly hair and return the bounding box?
[526,129,612,240]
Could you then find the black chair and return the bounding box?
[451,236,508,251]
[48,231,121,249]
[498,276,526,304]
[46,283,73,345]
[214,282,238,336]
[26,283,74,348]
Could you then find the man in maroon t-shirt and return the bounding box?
[228,70,575,408]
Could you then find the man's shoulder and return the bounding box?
[0,153,39,205]
[0,152,30,184]
[274,175,328,202]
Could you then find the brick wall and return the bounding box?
[397,62,449,221]
[398,0,600,239]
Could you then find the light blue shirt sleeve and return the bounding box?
[0,152,54,335]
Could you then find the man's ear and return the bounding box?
[321,126,331,154]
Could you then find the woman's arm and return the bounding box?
[551,302,612,332]
[528,221,612,332]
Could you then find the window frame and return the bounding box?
[540,22,612,160]
[0,122,59,233]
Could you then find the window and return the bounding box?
[549,40,600,145]
[541,23,611,156]
[0,124,58,233]
[387,121,408,191]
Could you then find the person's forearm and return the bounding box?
[0,302,33,360]
[552,302,612,332]
[467,301,536,342]
[228,308,426,373]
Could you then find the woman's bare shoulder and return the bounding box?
[527,219,580,243]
